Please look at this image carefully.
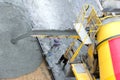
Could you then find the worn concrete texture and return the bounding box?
[0,0,102,79]
[0,0,102,30]
[38,38,88,80]
[0,3,42,78]
[1,60,52,80]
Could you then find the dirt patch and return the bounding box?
[1,60,51,80]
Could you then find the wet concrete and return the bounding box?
[0,0,102,79]
[0,0,102,30]
[0,3,42,78]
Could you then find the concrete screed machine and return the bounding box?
[69,0,120,80]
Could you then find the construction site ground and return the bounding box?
[0,60,52,80]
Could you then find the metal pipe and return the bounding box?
[11,29,78,44]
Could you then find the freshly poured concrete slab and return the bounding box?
[0,0,101,79]
[0,3,42,78]
[0,0,102,30]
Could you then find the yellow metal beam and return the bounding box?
[70,42,84,62]
[64,41,75,59]
[71,64,91,80]
[31,35,80,39]
[70,35,88,62]
[87,7,102,26]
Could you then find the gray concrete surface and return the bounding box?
[0,0,102,79]
[38,38,88,80]
[103,1,120,12]
[0,0,102,30]
[0,3,42,78]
